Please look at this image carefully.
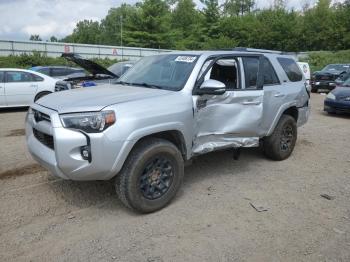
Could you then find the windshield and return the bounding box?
[117,54,198,91]
[323,64,349,72]
[343,77,350,86]
[108,62,134,77]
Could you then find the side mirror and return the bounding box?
[196,79,226,95]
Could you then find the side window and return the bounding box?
[0,71,4,82]
[51,68,68,77]
[262,58,279,85]
[31,73,44,82]
[6,71,34,83]
[242,57,259,89]
[38,68,50,76]
[200,58,239,90]
[277,57,303,82]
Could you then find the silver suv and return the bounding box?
[26,48,310,213]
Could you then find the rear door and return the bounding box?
[5,71,39,106]
[0,71,5,106]
[193,55,265,154]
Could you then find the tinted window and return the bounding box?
[38,68,50,76]
[262,58,279,85]
[242,57,259,89]
[51,68,69,77]
[323,64,350,72]
[0,71,4,82]
[277,57,303,82]
[31,73,44,82]
[6,71,34,82]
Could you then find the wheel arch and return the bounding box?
[132,130,188,161]
[34,90,52,102]
[266,104,299,136]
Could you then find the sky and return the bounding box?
[0,0,315,41]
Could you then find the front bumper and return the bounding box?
[324,99,350,114]
[26,104,131,181]
[297,106,310,127]
[311,81,336,91]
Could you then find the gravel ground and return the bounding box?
[0,94,349,262]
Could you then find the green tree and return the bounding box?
[224,0,255,16]
[30,35,42,41]
[63,20,101,44]
[50,36,58,42]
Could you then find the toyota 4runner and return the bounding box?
[26,48,310,213]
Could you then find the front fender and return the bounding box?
[109,122,190,177]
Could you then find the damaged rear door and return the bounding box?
[192,55,264,154]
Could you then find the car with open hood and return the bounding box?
[26,48,310,213]
[311,64,350,93]
[54,53,135,91]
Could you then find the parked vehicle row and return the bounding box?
[0,56,135,108]
[26,48,310,213]
[310,63,350,93]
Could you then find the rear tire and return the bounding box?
[115,138,184,213]
[263,115,297,161]
[34,91,51,102]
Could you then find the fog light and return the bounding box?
[81,146,91,161]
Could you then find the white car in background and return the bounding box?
[297,62,311,80]
[298,62,311,92]
[0,68,57,108]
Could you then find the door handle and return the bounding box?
[274,93,285,98]
[242,101,261,105]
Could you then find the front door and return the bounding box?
[193,55,264,154]
[5,71,38,106]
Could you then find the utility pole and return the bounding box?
[120,15,123,60]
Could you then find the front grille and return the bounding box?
[33,128,54,150]
[32,109,51,123]
[315,74,336,81]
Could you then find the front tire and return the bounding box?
[311,86,318,93]
[115,138,184,213]
[263,115,297,161]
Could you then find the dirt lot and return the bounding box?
[0,94,349,262]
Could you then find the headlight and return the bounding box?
[326,92,336,100]
[60,111,116,133]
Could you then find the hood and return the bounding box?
[62,53,117,78]
[314,71,341,81]
[36,85,173,114]
[331,86,350,99]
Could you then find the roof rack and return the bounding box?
[222,47,284,54]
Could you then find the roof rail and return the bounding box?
[226,47,284,54]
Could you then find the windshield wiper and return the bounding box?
[115,81,133,85]
[131,82,163,89]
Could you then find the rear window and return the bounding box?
[277,57,303,82]
[31,73,44,82]
[0,71,4,82]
